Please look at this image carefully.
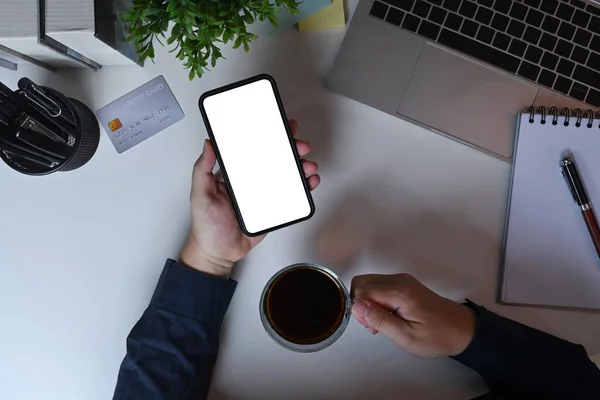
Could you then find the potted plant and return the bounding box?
[122,0,300,80]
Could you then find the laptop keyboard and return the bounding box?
[368,0,600,107]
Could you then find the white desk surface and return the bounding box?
[2,3,600,399]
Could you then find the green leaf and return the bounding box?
[283,0,301,14]
[233,36,242,49]
[243,10,255,24]
[189,68,196,81]
[139,41,151,53]
[126,33,139,43]
[150,23,162,34]
[121,11,134,21]
[159,17,169,32]
[267,13,278,27]
[166,34,177,45]
[145,8,161,16]
[171,23,181,37]
[243,41,250,52]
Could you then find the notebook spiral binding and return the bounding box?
[528,105,600,128]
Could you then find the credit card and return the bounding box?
[96,75,184,153]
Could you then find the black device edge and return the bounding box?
[198,73,316,237]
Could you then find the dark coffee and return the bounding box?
[264,267,345,345]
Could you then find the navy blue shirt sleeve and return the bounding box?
[453,300,600,400]
[113,259,237,400]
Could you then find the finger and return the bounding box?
[289,119,298,135]
[351,274,389,301]
[357,316,378,334]
[295,140,311,157]
[194,139,217,174]
[302,160,318,176]
[306,174,320,191]
[351,274,416,304]
[354,312,379,334]
[352,300,408,345]
[353,286,408,315]
[354,314,369,327]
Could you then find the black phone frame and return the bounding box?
[198,74,315,237]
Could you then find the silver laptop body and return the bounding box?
[328,0,600,161]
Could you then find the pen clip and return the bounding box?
[561,164,579,205]
[19,79,62,118]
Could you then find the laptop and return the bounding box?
[328,0,600,161]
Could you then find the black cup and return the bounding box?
[0,86,99,175]
[260,263,351,352]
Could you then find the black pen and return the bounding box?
[560,155,600,259]
[18,78,62,117]
[2,149,55,168]
[17,79,76,127]
[0,141,58,167]
[0,132,62,164]
[0,103,68,144]
[0,100,19,121]
[14,93,72,142]
[0,81,13,100]
[16,128,69,159]
[3,90,75,148]
[18,113,67,143]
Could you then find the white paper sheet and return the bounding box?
[502,113,600,310]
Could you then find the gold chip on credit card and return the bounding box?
[107,118,122,132]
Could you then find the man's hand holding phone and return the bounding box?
[179,120,320,279]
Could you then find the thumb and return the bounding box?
[352,300,407,343]
[194,139,217,174]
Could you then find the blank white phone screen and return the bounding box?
[202,79,312,234]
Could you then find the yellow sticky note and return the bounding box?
[298,0,345,32]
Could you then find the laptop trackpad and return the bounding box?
[398,44,538,160]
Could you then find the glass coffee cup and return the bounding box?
[259,263,352,352]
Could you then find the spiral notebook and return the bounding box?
[501,108,600,312]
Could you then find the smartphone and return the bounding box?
[198,74,315,237]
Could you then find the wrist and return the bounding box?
[179,235,233,279]
[450,304,477,356]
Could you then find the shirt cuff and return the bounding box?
[150,259,237,325]
[450,299,520,377]
[450,299,489,365]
